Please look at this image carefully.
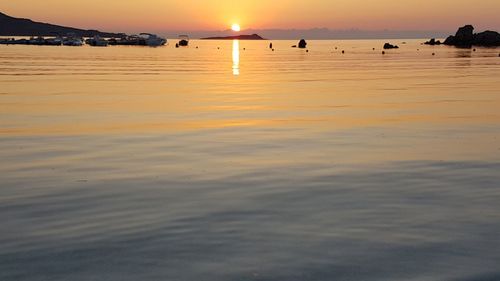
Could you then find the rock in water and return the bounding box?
[424,38,442,45]
[443,25,500,47]
[454,25,474,46]
[383,43,399,49]
[473,30,500,46]
[298,39,307,49]
[443,35,456,46]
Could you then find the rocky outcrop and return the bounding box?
[383,43,399,49]
[298,39,307,48]
[444,25,500,47]
[424,38,442,45]
[455,25,474,45]
[444,25,473,47]
[443,36,456,46]
[473,30,500,46]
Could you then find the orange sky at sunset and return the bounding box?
[2,0,500,33]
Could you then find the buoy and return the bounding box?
[382,51,385,54]
[432,53,435,56]
[342,50,345,54]
[306,50,309,52]
[373,48,375,50]
[473,48,476,52]
[272,49,274,51]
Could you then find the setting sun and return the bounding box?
[231,24,241,32]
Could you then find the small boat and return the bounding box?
[108,35,141,46]
[63,34,84,46]
[140,33,167,47]
[178,35,189,46]
[46,37,63,46]
[63,38,83,46]
[86,35,109,47]
[0,38,28,45]
[0,36,61,46]
[29,36,46,45]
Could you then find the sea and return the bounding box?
[1,39,500,281]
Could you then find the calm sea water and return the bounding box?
[1,39,500,281]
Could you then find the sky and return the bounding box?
[2,0,500,34]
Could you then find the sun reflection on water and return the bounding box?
[232,39,240,76]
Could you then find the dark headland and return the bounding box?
[425,25,500,47]
[201,34,265,40]
[0,11,123,37]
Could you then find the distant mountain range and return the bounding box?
[0,12,123,37]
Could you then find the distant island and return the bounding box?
[201,34,266,40]
[0,11,123,37]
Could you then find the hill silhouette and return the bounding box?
[201,34,265,40]
[0,11,123,37]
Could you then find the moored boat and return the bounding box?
[63,34,84,46]
[178,35,189,46]
[108,35,143,46]
[86,35,109,47]
[46,37,63,46]
[0,37,62,46]
[140,33,167,47]
[29,36,46,45]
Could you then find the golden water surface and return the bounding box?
[1,40,500,281]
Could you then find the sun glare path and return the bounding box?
[232,40,240,76]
